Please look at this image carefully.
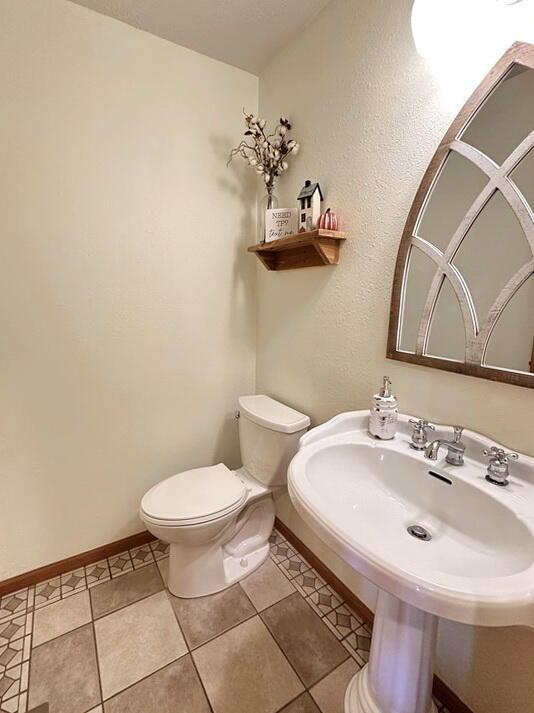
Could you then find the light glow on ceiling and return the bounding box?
[411,0,534,105]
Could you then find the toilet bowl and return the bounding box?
[140,395,310,598]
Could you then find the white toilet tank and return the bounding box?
[237,395,311,487]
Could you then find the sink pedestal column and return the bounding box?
[345,589,438,713]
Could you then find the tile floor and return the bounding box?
[0,531,451,713]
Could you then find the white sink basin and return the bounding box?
[288,411,534,713]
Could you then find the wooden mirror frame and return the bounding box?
[387,42,534,389]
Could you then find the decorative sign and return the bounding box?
[265,208,297,242]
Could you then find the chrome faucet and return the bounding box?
[424,426,466,466]
[483,446,519,487]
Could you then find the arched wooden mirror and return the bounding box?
[388,42,534,388]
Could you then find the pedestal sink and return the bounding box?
[288,412,534,713]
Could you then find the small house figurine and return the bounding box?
[297,180,323,232]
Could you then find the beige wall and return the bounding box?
[0,0,258,580]
[257,1,534,711]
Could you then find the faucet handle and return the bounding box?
[483,446,518,464]
[409,418,435,431]
[408,419,435,450]
[452,426,464,443]
[483,447,519,486]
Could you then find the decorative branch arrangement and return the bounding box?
[227,111,300,198]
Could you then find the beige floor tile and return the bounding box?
[279,692,321,713]
[95,590,186,699]
[261,593,348,687]
[193,616,303,713]
[156,557,169,585]
[33,591,91,647]
[28,624,100,713]
[309,658,360,713]
[240,558,295,611]
[104,656,210,713]
[168,583,255,648]
[90,563,163,619]
[87,708,103,713]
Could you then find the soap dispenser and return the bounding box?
[369,376,398,440]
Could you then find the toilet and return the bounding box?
[140,395,310,598]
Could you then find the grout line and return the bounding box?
[88,583,105,712]
[25,601,34,712]
[92,586,165,623]
[188,609,258,652]
[161,567,214,713]
[100,654,187,704]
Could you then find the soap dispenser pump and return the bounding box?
[369,376,398,440]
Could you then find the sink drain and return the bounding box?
[407,525,432,541]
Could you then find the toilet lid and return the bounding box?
[141,463,247,524]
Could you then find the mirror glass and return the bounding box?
[397,61,534,379]
[461,64,534,165]
[426,279,465,362]
[484,276,534,372]
[399,247,436,352]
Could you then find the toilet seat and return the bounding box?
[140,463,247,527]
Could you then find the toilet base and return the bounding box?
[168,540,269,598]
[167,495,275,598]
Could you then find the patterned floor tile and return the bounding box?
[0,636,31,674]
[59,569,85,598]
[85,560,111,589]
[342,624,371,665]
[279,553,311,580]
[0,661,29,705]
[34,581,60,611]
[0,690,27,713]
[324,604,364,640]
[149,540,169,561]
[307,586,342,617]
[268,530,286,547]
[129,545,155,570]
[292,569,326,597]
[0,615,32,649]
[107,551,133,579]
[270,542,297,564]
[0,591,32,625]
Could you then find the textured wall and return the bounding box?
[0,0,258,579]
[257,1,534,711]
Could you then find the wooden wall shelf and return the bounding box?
[248,229,347,271]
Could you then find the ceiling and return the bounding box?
[69,0,332,74]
